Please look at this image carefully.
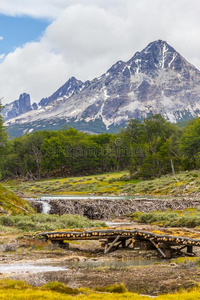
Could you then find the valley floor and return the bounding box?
[0,228,200,298]
[1,171,200,298]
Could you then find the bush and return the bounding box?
[0,216,13,227]
[1,242,18,252]
[95,283,127,293]
[0,279,31,290]
[42,282,79,294]
[0,214,106,232]
[131,210,200,228]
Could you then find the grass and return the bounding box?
[121,170,200,196]
[0,183,34,215]
[5,170,200,196]
[0,214,106,233]
[130,208,200,228]
[7,171,139,195]
[0,279,200,299]
[171,256,200,266]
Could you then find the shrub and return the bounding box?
[1,242,18,252]
[0,279,31,290]
[0,216,13,226]
[42,282,79,294]
[0,214,106,232]
[95,283,127,293]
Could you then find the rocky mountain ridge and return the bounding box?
[2,93,37,121]
[3,40,200,136]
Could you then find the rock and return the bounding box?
[2,93,33,121]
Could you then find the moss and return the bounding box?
[0,279,200,299]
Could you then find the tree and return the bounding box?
[179,118,200,169]
[121,114,180,178]
[121,119,146,175]
[142,114,178,177]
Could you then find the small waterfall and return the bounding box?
[40,200,51,214]
[25,197,51,214]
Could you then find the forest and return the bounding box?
[0,100,200,180]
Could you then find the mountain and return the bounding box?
[2,93,37,121]
[4,40,200,136]
[38,77,90,107]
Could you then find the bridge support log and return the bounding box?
[122,240,126,248]
[150,239,168,258]
[104,235,121,254]
[187,246,193,254]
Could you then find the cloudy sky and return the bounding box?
[0,0,200,105]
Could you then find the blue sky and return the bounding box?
[0,0,200,105]
[0,15,49,55]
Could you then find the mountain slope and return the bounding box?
[5,40,200,136]
[38,77,90,107]
[2,93,37,121]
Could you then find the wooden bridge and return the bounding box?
[36,228,200,258]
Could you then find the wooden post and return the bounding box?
[126,239,133,248]
[150,238,167,258]
[122,240,126,248]
[104,235,121,254]
[187,246,193,254]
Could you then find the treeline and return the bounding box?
[0,110,200,180]
[1,127,127,179]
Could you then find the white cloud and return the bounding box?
[0,36,3,40]
[0,0,125,19]
[1,0,200,105]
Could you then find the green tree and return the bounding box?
[122,119,146,175]
[121,114,179,178]
[142,114,178,177]
[179,118,200,169]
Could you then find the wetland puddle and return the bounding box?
[0,258,164,275]
[0,263,68,274]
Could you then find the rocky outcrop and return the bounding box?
[2,93,37,121]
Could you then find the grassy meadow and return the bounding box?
[5,170,200,196]
[0,279,200,300]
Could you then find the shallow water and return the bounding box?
[58,258,165,269]
[0,259,164,275]
[0,263,68,274]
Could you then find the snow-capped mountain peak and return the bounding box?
[3,40,200,136]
